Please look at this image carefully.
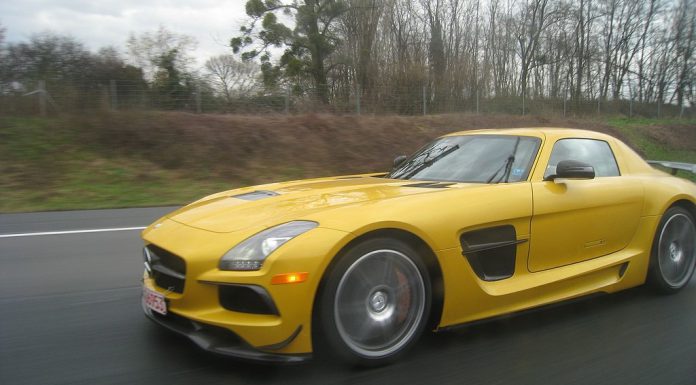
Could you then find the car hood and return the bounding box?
[165,175,480,233]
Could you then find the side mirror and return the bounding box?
[393,155,407,168]
[546,160,595,181]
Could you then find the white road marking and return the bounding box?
[0,226,147,238]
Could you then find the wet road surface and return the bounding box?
[1,207,694,384]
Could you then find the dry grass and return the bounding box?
[73,111,628,181]
[1,112,693,212]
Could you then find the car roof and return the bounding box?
[445,127,615,141]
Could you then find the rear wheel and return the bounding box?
[317,238,431,366]
[648,206,696,294]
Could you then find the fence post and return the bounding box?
[284,88,290,115]
[110,80,118,111]
[195,84,202,113]
[38,80,46,116]
[597,98,601,116]
[422,86,427,116]
[476,89,480,114]
[627,78,633,119]
[356,83,361,115]
[522,93,525,116]
[563,81,569,117]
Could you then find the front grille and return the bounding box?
[147,244,186,293]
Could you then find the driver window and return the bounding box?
[544,139,620,178]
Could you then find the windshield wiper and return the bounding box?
[400,144,460,179]
[502,137,522,183]
[486,137,521,184]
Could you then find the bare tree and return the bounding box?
[672,0,696,109]
[340,0,384,98]
[227,0,691,115]
[205,55,261,104]
[597,0,646,100]
[514,0,556,98]
[126,25,198,81]
[636,0,658,103]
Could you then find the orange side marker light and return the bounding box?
[271,272,308,285]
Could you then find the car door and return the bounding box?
[528,138,643,272]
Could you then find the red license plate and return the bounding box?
[143,287,167,315]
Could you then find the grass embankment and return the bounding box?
[1,112,694,213]
[607,117,696,165]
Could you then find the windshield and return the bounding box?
[388,135,540,183]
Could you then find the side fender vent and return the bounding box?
[460,225,526,281]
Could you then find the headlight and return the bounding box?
[219,221,318,271]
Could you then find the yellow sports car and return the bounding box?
[141,128,696,365]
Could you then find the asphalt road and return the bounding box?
[1,207,694,385]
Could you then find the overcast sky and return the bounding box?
[0,0,250,68]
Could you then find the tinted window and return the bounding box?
[389,135,540,183]
[544,139,620,178]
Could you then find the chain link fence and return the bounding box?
[1,79,693,119]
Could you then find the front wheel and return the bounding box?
[648,206,696,294]
[317,238,431,366]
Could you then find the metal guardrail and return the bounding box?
[647,161,696,175]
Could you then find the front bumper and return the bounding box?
[140,219,353,362]
[142,299,310,363]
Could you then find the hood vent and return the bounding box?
[232,190,279,201]
[403,182,455,188]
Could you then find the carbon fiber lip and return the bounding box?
[142,302,310,364]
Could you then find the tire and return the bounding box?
[316,238,432,366]
[647,206,696,294]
